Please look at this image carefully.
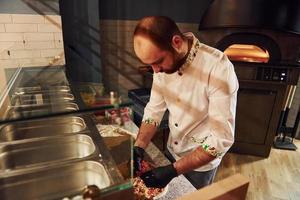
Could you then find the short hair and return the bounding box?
[134,16,184,52]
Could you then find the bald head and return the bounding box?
[133,16,189,74]
[133,16,184,52]
[134,35,163,65]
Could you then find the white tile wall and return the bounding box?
[11,14,45,24]
[24,33,54,41]
[0,42,24,51]
[0,24,5,32]
[0,59,17,67]
[10,49,41,59]
[45,15,62,25]
[0,13,65,90]
[24,41,55,49]
[54,32,63,41]
[41,49,63,57]
[0,14,12,23]
[18,57,53,67]
[0,33,23,41]
[0,50,10,59]
[38,24,61,32]
[5,24,38,32]
[54,40,63,48]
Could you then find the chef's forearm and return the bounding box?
[134,122,157,149]
[173,147,216,175]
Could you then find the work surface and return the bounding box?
[124,121,196,200]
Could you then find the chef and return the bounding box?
[133,16,239,189]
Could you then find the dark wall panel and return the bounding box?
[1,0,212,24]
[99,0,212,23]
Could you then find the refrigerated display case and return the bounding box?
[0,66,134,200]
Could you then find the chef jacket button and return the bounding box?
[176,98,181,103]
[174,141,178,145]
[175,123,178,127]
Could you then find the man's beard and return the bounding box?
[163,51,188,74]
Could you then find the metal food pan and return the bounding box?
[0,116,86,142]
[5,103,79,119]
[0,161,110,200]
[0,134,96,171]
[14,86,70,94]
[12,93,75,106]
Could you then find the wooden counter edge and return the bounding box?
[176,173,250,200]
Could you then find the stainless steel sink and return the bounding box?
[0,116,86,142]
[0,161,111,200]
[0,134,95,171]
[4,103,79,119]
[11,93,74,105]
[14,86,70,94]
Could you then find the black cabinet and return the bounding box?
[235,88,276,145]
[230,81,286,157]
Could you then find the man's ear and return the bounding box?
[171,35,183,51]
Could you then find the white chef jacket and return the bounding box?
[142,32,239,171]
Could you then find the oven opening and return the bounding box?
[224,44,270,63]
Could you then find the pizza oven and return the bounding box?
[198,0,300,156]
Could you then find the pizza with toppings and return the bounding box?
[133,161,166,200]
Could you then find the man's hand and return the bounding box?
[133,146,145,175]
[140,164,178,188]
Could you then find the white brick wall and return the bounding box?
[0,24,5,32]
[0,59,18,68]
[0,42,24,51]
[41,49,62,57]
[11,14,44,24]
[54,32,63,41]
[0,50,10,59]
[54,40,63,48]
[25,41,55,49]
[45,15,62,25]
[10,50,41,59]
[24,33,54,41]
[0,14,12,23]
[0,13,65,90]
[0,33,23,41]
[18,57,53,67]
[38,24,61,32]
[5,24,38,32]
